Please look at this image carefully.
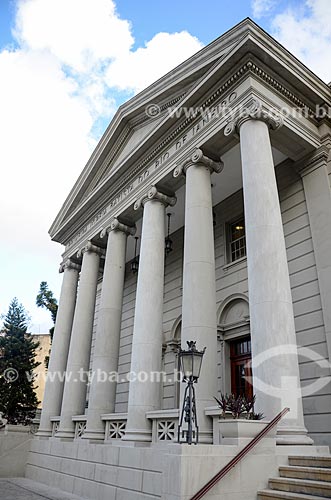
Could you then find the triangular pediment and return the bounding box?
[50,17,330,244]
[53,38,237,234]
[80,88,191,203]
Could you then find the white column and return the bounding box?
[123,186,176,442]
[175,149,223,444]
[36,260,80,438]
[83,219,135,441]
[56,242,103,440]
[300,150,331,367]
[225,99,312,444]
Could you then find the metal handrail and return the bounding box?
[189,407,290,500]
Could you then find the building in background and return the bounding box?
[32,333,51,408]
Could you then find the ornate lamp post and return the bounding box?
[178,341,206,444]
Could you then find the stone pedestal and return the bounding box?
[56,243,102,440]
[123,187,176,442]
[83,220,135,441]
[37,260,80,438]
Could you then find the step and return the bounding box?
[288,456,331,469]
[269,477,331,498]
[258,489,327,500]
[280,466,331,483]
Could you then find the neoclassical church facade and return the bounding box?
[29,18,331,500]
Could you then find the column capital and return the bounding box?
[77,241,105,259]
[100,218,136,239]
[134,185,176,211]
[224,98,284,137]
[173,148,224,178]
[59,259,81,273]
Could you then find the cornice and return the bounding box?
[245,60,316,115]
[85,93,188,198]
[74,124,132,209]
[294,145,331,177]
[130,92,186,128]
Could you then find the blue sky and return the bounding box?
[0,0,330,333]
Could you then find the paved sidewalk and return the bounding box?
[0,478,86,500]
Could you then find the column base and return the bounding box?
[276,426,314,446]
[55,428,75,441]
[35,428,52,439]
[81,430,105,442]
[122,428,152,442]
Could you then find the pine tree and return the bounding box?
[36,281,58,367]
[36,281,58,328]
[0,298,40,424]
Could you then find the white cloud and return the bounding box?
[252,0,331,83]
[106,31,203,93]
[272,0,331,82]
[14,0,134,72]
[252,0,276,18]
[0,0,203,331]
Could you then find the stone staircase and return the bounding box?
[258,456,331,500]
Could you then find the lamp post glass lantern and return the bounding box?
[165,212,173,255]
[131,236,139,274]
[178,341,206,444]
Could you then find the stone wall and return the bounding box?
[26,439,163,500]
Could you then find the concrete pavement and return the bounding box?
[0,479,86,500]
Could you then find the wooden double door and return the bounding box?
[230,336,253,399]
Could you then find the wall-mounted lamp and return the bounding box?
[131,236,139,274]
[165,212,173,255]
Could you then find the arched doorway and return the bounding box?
[218,295,253,398]
[161,318,181,409]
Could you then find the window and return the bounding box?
[229,218,246,262]
[230,336,252,398]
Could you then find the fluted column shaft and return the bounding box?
[56,243,102,440]
[123,187,176,442]
[37,261,79,438]
[237,112,311,444]
[83,220,135,441]
[179,149,223,444]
